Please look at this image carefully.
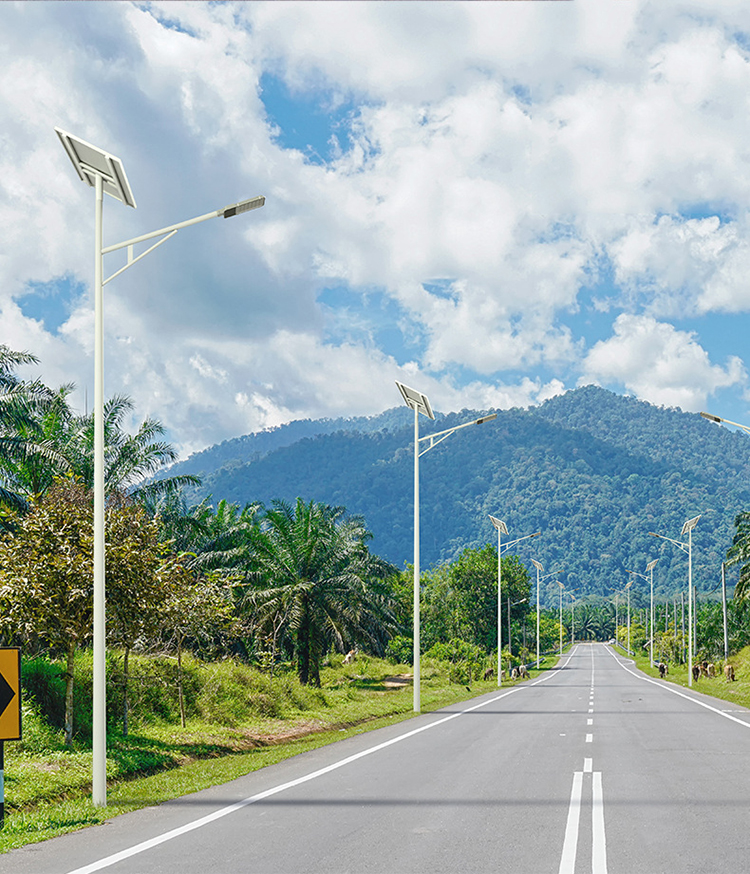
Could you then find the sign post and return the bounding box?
[0,648,21,829]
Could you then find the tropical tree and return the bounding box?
[727,510,750,600]
[421,545,530,653]
[0,478,95,745]
[0,345,60,513]
[244,498,398,685]
[105,495,185,735]
[159,569,236,727]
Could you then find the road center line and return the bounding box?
[592,771,608,874]
[559,771,583,874]
[65,688,520,874]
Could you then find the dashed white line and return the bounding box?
[586,733,593,743]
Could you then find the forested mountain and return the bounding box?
[176,386,750,606]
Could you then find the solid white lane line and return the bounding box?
[605,646,750,730]
[592,771,608,874]
[559,771,583,874]
[64,688,520,874]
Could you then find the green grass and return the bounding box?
[0,652,558,853]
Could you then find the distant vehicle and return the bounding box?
[608,638,616,645]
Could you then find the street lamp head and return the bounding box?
[475,413,498,425]
[56,127,136,208]
[396,381,435,420]
[489,515,509,535]
[531,559,544,571]
[221,195,265,218]
[681,514,701,536]
[700,411,722,424]
[646,558,658,571]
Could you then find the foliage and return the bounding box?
[182,385,750,600]
[385,634,413,665]
[243,498,399,686]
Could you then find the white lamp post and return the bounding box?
[557,581,564,654]
[625,579,633,654]
[488,516,539,685]
[57,128,265,807]
[531,559,543,669]
[530,560,564,668]
[396,382,496,712]
[650,515,701,686]
[626,559,658,666]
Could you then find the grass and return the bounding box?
[0,652,556,853]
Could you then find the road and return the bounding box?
[4,643,750,873]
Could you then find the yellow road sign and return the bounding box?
[0,649,20,741]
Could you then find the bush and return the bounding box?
[385,635,413,665]
[21,657,67,729]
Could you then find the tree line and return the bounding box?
[4,345,750,746]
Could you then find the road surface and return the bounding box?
[4,643,750,873]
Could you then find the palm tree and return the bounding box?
[727,510,750,600]
[0,346,60,512]
[245,498,398,685]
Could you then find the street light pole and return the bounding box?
[531,559,543,669]
[626,559,658,666]
[626,580,632,654]
[57,128,265,807]
[397,382,496,712]
[489,517,539,685]
[650,515,701,686]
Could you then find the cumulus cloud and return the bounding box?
[580,314,746,411]
[3,1,750,455]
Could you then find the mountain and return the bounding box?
[173,386,750,606]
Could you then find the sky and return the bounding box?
[4,0,750,458]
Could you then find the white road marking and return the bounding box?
[592,771,608,874]
[605,647,750,730]
[560,758,608,874]
[586,733,593,743]
[64,687,520,874]
[559,771,583,874]
[587,718,593,725]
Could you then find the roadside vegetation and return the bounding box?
[0,649,551,852]
[5,343,750,853]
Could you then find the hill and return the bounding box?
[175,386,750,606]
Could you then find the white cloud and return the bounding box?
[580,314,745,411]
[3,1,750,457]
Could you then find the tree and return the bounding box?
[0,478,94,745]
[727,511,750,600]
[104,495,183,735]
[159,569,235,727]
[0,345,60,513]
[0,477,185,742]
[421,545,530,653]
[244,498,398,686]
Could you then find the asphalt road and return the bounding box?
[4,643,750,873]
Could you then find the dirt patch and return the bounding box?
[383,674,412,689]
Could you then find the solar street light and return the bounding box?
[396,382,495,711]
[57,127,265,807]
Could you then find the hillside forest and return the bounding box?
[3,345,750,746]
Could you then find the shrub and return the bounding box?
[385,635,413,665]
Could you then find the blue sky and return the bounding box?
[3,0,750,456]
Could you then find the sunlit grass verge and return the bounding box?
[614,642,750,709]
[0,652,554,853]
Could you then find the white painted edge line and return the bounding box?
[592,771,608,874]
[605,646,750,730]
[65,687,519,874]
[558,771,583,874]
